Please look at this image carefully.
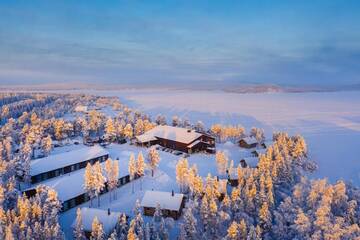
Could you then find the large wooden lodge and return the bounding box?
[135,125,215,153]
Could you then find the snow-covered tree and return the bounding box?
[104,158,119,202]
[73,208,86,240]
[41,135,52,156]
[105,117,116,141]
[91,217,105,240]
[215,151,228,176]
[176,158,189,193]
[129,153,136,193]
[147,147,160,177]
[136,152,145,190]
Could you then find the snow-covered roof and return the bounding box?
[26,158,129,202]
[30,145,109,176]
[240,137,258,145]
[141,190,184,211]
[242,157,259,168]
[253,149,267,156]
[136,125,202,144]
[71,208,121,235]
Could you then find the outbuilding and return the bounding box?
[238,137,258,149]
[141,190,185,220]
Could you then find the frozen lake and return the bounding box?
[110,89,360,186]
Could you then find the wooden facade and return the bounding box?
[31,153,108,184]
[143,197,185,220]
[238,139,258,149]
[138,134,215,154]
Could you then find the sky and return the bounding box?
[0,0,359,88]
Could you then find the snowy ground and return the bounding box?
[60,142,246,239]
[97,89,360,186]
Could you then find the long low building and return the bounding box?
[24,157,134,212]
[136,125,215,153]
[30,145,109,184]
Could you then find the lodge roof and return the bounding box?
[136,125,203,144]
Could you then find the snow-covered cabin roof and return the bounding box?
[25,157,130,202]
[253,148,267,156]
[71,208,121,235]
[141,191,184,211]
[136,125,202,144]
[242,157,259,168]
[30,145,109,176]
[240,137,258,145]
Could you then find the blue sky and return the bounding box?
[0,0,359,88]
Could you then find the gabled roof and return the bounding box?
[72,208,121,235]
[30,145,109,176]
[240,137,258,145]
[141,190,184,211]
[136,125,203,144]
[242,156,259,168]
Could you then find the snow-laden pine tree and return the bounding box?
[115,213,128,240]
[123,124,133,140]
[91,217,105,240]
[179,206,198,240]
[84,163,95,207]
[176,158,189,193]
[104,158,118,202]
[136,152,145,190]
[225,221,240,240]
[129,153,137,193]
[215,151,228,176]
[73,208,86,240]
[105,117,116,142]
[93,161,106,207]
[41,135,52,156]
[147,147,160,177]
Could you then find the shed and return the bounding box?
[141,190,184,220]
[238,137,258,149]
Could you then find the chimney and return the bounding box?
[171,190,174,196]
[108,208,110,215]
[187,129,191,133]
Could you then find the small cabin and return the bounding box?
[71,208,122,239]
[238,137,258,149]
[240,157,259,168]
[251,148,267,157]
[141,190,185,220]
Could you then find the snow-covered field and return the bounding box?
[96,89,360,186]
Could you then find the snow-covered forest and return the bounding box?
[1,92,360,240]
